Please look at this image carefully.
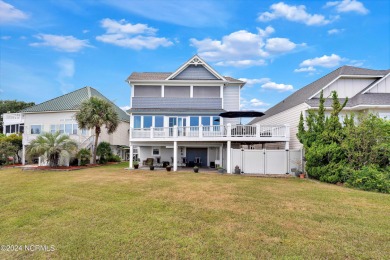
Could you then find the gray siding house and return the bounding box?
[250,66,390,149]
[127,55,290,172]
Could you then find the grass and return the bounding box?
[0,163,389,259]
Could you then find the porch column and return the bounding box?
[219,145,223,168]
[129,143,133,169]
[173,141,178,171]
[227,140,231,174]
[22,144,25,165]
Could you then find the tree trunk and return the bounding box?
[92,128,100,164]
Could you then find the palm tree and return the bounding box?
[26,132,78,167]
[75,97,119,164]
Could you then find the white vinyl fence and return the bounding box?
[231,149,303,174]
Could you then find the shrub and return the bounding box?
[97,142,112,164]
[346,166,390,194]
[69,158,79,166]
[77,148,91,166]
[108,154,121,162]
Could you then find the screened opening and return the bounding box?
[134,85,161,97]
[193,86,220,98]
[164,86,190,98]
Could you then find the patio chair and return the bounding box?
[143,158,154,166]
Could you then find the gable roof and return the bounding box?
[127,72,244,84]
[126,55,245,85]
[166,55,225,80]
[250,66,390,124]
[21,86,129,122]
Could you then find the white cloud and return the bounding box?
[30,34,92,52]
[101,0,231,28]
[265,38,298,53]
[261,82,293,92]
[57,58,74,78]
[215,59,266,67]
[120,106,130,111]
[0,0,28,24]
[328,28,345,35]
[294,66,316,73]
[325,0,369,14]
[240,97,270,110]
[347,59,364,67]
[82,30,89,34]
[299,54,343,68]
[258,2,332,26]
[238,78,270,86]
[191,30,269,61]
[239,78,293,92]
[191,26,303,67]
[96,18,173,50]
[56,58,75,94]
[100,18,157,35]
[250,98,269,107]
[257,26,275,37]
[1,35,11,40]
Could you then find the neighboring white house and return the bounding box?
[250,66,390,150]
[126,55,290,173]
[2,112,24,136]
[4,86,130,165]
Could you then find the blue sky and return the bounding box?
[0,0,389,112]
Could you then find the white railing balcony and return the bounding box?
[2,113,24,124]
[131,124,290,141]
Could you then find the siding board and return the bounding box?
[223,85,240,125]
[252,103,307,149]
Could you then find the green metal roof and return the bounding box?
[21,86,130,122]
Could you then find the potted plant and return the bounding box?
[217,166,225,174]
[291,159,305,178]
[149,165,155,170]
[166,165,172,171]
[193,166,199,173]
[133,161,139,169]
[234,165,241,174]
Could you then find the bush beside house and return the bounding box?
[298,90,390,193]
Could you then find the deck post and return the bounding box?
[227,140,231,174]
[227,123,231,137]
[129,143,133,169]
[173,141,178,171]
[22,144,25,165]
[256,124,260,137]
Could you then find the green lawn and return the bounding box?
[0,163,389,259]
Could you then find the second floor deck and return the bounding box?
[130,124,290,142]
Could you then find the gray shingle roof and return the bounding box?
[127,72,171,81]
[250,66,390,124]
[21,86,130,122]
[128,108,226,114]
[127,72,243,83]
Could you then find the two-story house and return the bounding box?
[18,86,130,165]
[250,66,390,149]
[127,55,290,173]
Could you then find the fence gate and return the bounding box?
[231,149,302,174]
